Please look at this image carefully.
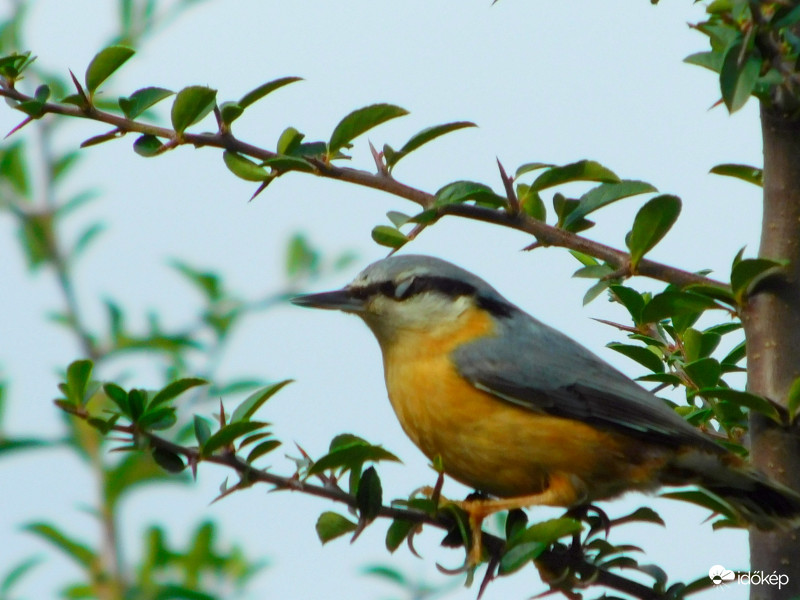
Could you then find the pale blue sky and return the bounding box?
[1,1,762,598]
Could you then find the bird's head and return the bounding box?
[291,254,515,344]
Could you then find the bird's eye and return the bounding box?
[393,277,415,299]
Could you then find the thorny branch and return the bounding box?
[0,83,727,292]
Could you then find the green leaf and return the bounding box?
[285,234,319,277]
[66,360,94,405]
[247,439,282,463]
[328,103,409,155]
[262,155,315,173]
[309,436,400,475]
[710,163,762,187]
[720,43,761,113]
[171,86,217,134]
[316,512,357,544]
[787,377,800,422]
[223,151,269,181]
[609,285,646,324]
[435,180,505,207]
[607,343,664,373]
[219,101,243,125]
[641,291,718,323]
[152,447,185,473]
[683,358,721,389]
[627,195,682,268]
[684,51,723,73]
[202,421,269,456]
[85,45,135,94]
[137,406,177,430]
[699,388,781,423]
[0,556,43,595]
[530,160,619,192]
[662,489,738,522]
[231,380,292,423]
[730,258,785,304]
[385,519,416,552]
[371,225,408,249]
[510,517,582,545]
[239,76,303,108]
[150,378,208,409]
[118,87,173,119]
[25,523,96,568]
[277,126,304,154]
[498,540,547,574]
[194,415,212,446]
[133,134,163,157]
[564,180,657,228]
[356,466,382,523]
[517,184,546,220]
[386,121,476,168]
[515,162,554,179]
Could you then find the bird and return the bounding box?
[291,254,800,564]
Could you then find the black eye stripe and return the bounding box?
[349,276,515,318]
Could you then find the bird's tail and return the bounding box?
[670,451,800,530]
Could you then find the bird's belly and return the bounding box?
[384,352,659,501]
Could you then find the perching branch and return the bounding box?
[0,84,727,292]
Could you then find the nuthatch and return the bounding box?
[292,254,800,563]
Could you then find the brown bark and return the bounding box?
[742,105,800,600]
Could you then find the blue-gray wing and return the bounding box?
[451,311,722,453]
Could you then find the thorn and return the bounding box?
[68,69,89,106]
[522,241,541,251]
[5,116,32,138]
[209,481,242,505]
[407,528,423,559]
[477,552,499,599]
[590,318,638,333]
[435,560,470,575]
[248,177,273,202]
[369,140,390,177]
[218,399,226,427]
[497,158,519,214]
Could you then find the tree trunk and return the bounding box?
[741,104,800,600]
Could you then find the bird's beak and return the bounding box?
[290,288,366,313]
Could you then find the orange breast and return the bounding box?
[382,307,668,502]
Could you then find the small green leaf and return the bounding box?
[641,291,718,323]
[25,523,96,568]
[387,211,411,228]
[239,76,303,108]
[517,184,546,220]
[510,517,582,545]
[219,101,243,125]
[202,421,269,456]
[137,406,177,430]
[152,447,185,473]
[309,436,400,475]
[720,43,761,113]
[0,556,43,595]
[731,258,785,303]
[386,121,476,168]
[371,225,408,249]
[515,162,553,179]
[530,160,619,192]
[118,87,173,119]
[699,388,781,423]
[607,343,664,373]
[627,195,682,268]
[285,234,319,277]
[385,519,416,552]
[223,151,269,181]
[328,103,409,156]
[133,134,163,157]
[66,360,94,405]
[316,512,357,544]
[262,155,315,173]
[787,377,800,422]
[150,378,208,409]
[85,45,135,94]
[662,489,738,521]
[277,126,304,154]
[247,439,282,463]
[710,163,762,187]
[171,86,217,134]
[683,358,722,389]
[498,540,547,574]
[356,466,382,523]
[684,51,723,73]
[564,180,657,228]
[609,285,646,324]
[231,380,292,423]
[103,383,129,414]
[435,180,505,207]
[194,415,212,446]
